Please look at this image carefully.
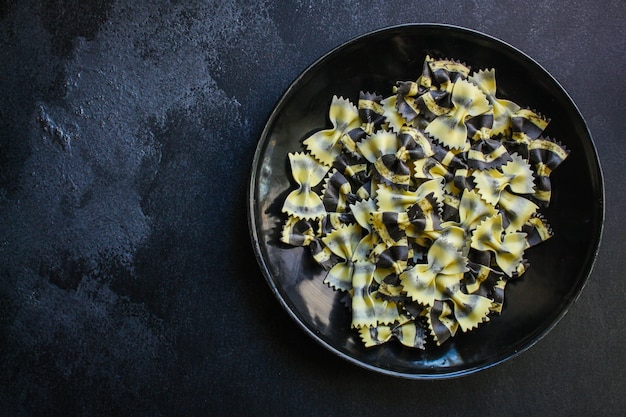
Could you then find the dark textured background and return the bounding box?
[0,1,624,416]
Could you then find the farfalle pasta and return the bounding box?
[425,79,491,149]
[278,55,569,349]
[281,152,329,220]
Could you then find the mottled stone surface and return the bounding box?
[0,1,624,415]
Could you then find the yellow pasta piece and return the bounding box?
[469,69,521,136]
[351,261,399,328]
[394,81,421,122]
[447,290,493,332]
[369,236,409,275]
[413,157,452,182]
[498,189,539,233]
[358,91,386,135]
[489,278,508,314]
[522,214,553,247]
[280,216,317,247]
[370,211,405,246]
[467,138,512,170]
[393,320,426,348]
[358,314,426,349]
[381,95,407,132]
[426,300,459,345]
[456,189,499,232]
[472,153,535,208]
[501,154,535,194]
[356,130,397,163]
[511,108,549,144]
[376,178,444,212]
[425,79,491,149]
[303,96,361,166]
[321,223,365,291]
[528,137,569,206]
[322,223,363,260]
[359,324,393,347]
[349,198,376,232]
[321,169,354,213]
[281,153,329,220]
[435,224,467,253]
[400,238,468,306]
[470,214,526,277]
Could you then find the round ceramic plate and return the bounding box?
[248,24,604,378]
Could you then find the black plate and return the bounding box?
[248,24,604,378]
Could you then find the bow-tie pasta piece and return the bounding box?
[347,199,381,262]
[468,69,521,136]
[447,289,493,332]
[339,92,386,156]
[282,152,330,220]
[439,189,498,255]
[400,238,468,306]
[321,223,366,291]
[351,261,401,329]
[280,217,335,269]
[357,131,416,188]
[470,214,527,277]
[356,130,398,163]
[349,198,376,231]
[375,272,407,303]
[432,224,466,254]
[501,153,536,195]
[501,108,548,158]
[498,190,539,233]
[369,236,410,275]
[391,319,427,349]
[397,126,438,164]
[376,178,444,212]
[489,278,508,314]
[528,137,570,206]
[381,94,408,133]
[371,190,444,248]
[404,192,444,232]
[303,96,361,166]
[426,56,471,89]
[280,216,317,247]
[425,79,491,150]
[508,108,550,154]
[465,113,494,141]
[467,138,512,170]
[464,262,505,300]
[432,140,470,175]
[322,169,358,213]
[456,189,499,232]
[472,153,535,206]
[394,81,422,122]
[419,56,471,99]
[332,153,368,182]
[406,56,470,121]
[359,314,427,349]
[371,211,406,246]
[320,212,355,235]
[426,141,470,198]
[522,214,553,248]
[413,157,453,183]
[358,91,386,135]
[441,193,461,223]
[426,300,459,345]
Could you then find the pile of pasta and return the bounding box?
[279,56,569,349]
